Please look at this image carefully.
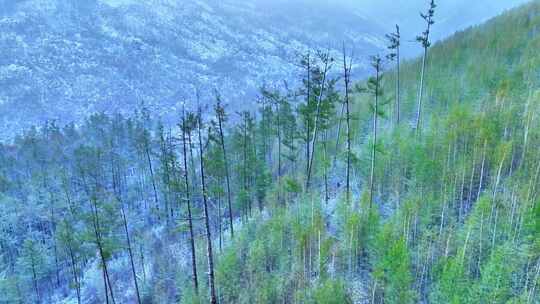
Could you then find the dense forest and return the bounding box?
[1,1,540,303]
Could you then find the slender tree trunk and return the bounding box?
[49,199,61,288]
[197,111,218,304]
[459,163,466,221]
[477,140,487,199]
[493,148,508,200]
[371,280,377,304]
[139,244,146,284]
[306,52,312,177]
[415,47,428,133]
[342,46,352,205]
[96,230,115,303]
[159,134,171,225]
[120,203,142,304]
[306,55,330,189]
[369,65,380,209]
[306,117,311,177]
[334,100,345,168]
[276,102,282,179]
[182,108,199,293]
[217,108,234,239]
[491,208,499,251]
[30,254,39,304]
[187,132,198,192]
[243,113,251,216]
[91,203,116,304]
[218,193,223,252]
[396,42,401,125]
[67,241,81,304]
[477,210,484,273]
[262,100,269,163]
[527,159,540,205]
[145,144,160,220]
[323,130,329,204]
[111,144,142,304]
[103,267,109,304]
[520,89,533,168]
[62,175,75,216]
[43,178,61,289]
[467,145,477,210]
[83,174,116,304]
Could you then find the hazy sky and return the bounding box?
[342,0,529,37]
[341,0,530,56]
[97,0,531,44]
[245,0,530,56]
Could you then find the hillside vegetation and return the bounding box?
[1,1,539,304]
[0,0,384,137]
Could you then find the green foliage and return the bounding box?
[255,164,272,208]
[524,201,540,255]
[471,244,523,303]
[216,250,242,303]
[430,257,471,303]
[283,176,302,196]
[313,279,351,304]
[179,288,203,304]
[0,271,21,303]
[16,235,50,301]
[373,230,416,304]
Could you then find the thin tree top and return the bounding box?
[417,0,437,48]
[386,25,400,61]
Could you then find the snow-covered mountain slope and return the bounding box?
[0,0,527,137]
[0,0,385,137]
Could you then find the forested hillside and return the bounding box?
[1,1,539,304]
[0,0,385,137]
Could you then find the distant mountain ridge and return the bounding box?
[0,0,529,138]
[0,0,386,137]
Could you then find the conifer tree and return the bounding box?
[279,99,299,173]
[196,106,217,304]
[257,95,274,164]
[181,106,199,293]
[76,146,118,304]
[373,235,415,304]
[253,113,273,211]
[135,110,160,219]
[111,150,142,304]
[57,219,82,304]
[298,51,314,177]
[157,123,175,223]
[214,93,235,239]
[260,87,286,182]
[342,46,353,205]
[207,118,229,242]
[386,25,401,125]
[306,50,333,189]
[415,0,436,132]
[368,55,383,208]
[235,111,258,217]
[17,235,47,303]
